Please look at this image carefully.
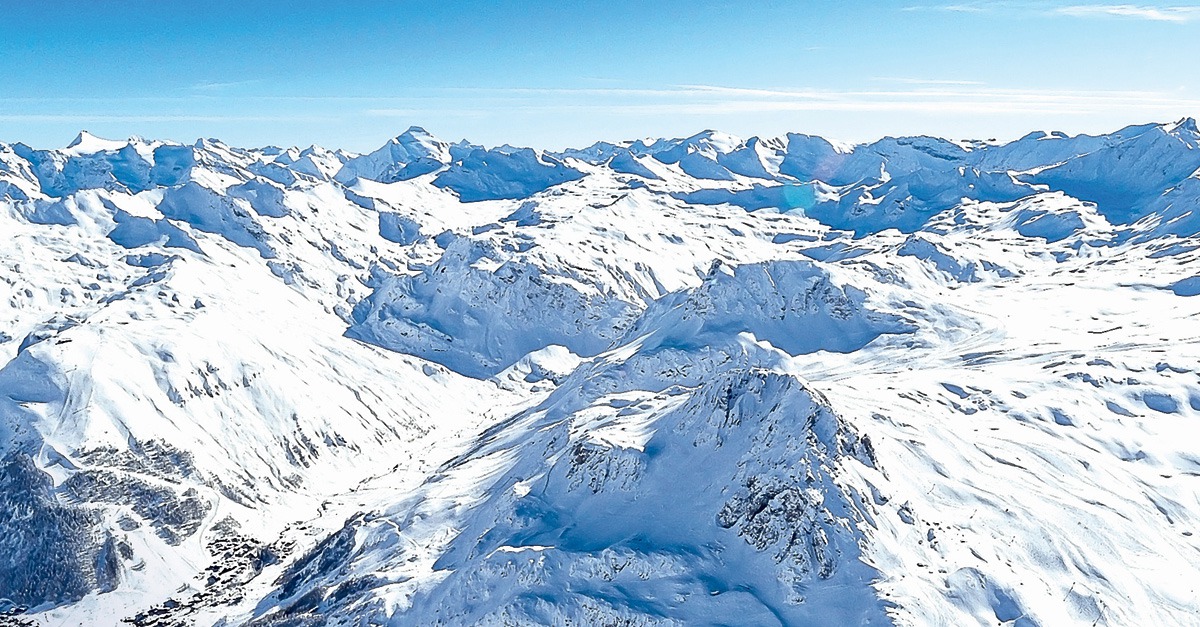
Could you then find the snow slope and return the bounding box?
[0,120,1198,626]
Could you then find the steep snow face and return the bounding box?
[241,258,905,626]
[1021,121,1200,223]
[255,367,891,627]
[1137,167,1200,240]
[0,188,511,617]
[624,118,1200,238]
[337,133,587,201]
[622,259,914,355]
[334,127,450,184]
[633,130,774,181]
[0,140,529,620]
[347,234,639,378]
[1,122,1199,627]
[432,147,585,202]
[790,239,1200,627]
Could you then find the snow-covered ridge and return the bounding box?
[1,120,1199,626]
[5,117,1199,232]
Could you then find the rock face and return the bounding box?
[258,256,899,625]
[622,259,914,355]
[0,121,1199,626]
[0,453,117,608]
[334,127,448,184]
[348,235,639,378]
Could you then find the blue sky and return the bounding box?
[2,1,1198,151]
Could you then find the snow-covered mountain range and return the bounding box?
[2,119,1199,626]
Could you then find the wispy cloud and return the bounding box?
[902,3,993,12]
[3,85,1195,126]
[903,1,1200,21]
[1053,4,1200,21]
[363,85,1200,118]
[363,108,492,119]
[0,114,334,123]
[872,77,987,86]
[190,79,263,92]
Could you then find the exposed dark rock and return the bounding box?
[0,453,112,609]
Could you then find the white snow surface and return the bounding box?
[0,121,1198,626]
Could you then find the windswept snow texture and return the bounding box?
[1,120,1200,627]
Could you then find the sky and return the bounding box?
[1,0,1199,151]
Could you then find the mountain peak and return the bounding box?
[66,130,98,148]
[5,119,1200,626]
[395,126,440,143]
[64,130,128,155]
[685,129,743,151]
[1167,116,1199,136]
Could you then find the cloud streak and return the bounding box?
[363,85,1200,118]
[903,2,1200,21]
[4,85,1196,129]
[872,77,988,86]
[190,79,263,92]
[1053,4,1200,21]
[0,114,335,123]
[902,3,992,12]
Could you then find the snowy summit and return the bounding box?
[2,120,1200,626]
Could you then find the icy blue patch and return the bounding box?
[1143,392,1180,414]
[122,253,176,268]
[227,180,288,218]
[378,213,422,245]
[674,183,817,212]
[501,201,542,227]
[149,145,195,186]
[107,210,202,254]
[1050,408,1074,426]
[800,242,872,262]
[18,200,76,226]
[433,147,584,202]
[1106,401,1136,417]
[941,383,969,399]
[156,183,274,258]
[342,189,376,211]
[771,232,818,244]
[1171,276,1200,297]
[1012,209,1085,243]
[0,181,30,201]
[897,237,979,282]
[608,151,660,179]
